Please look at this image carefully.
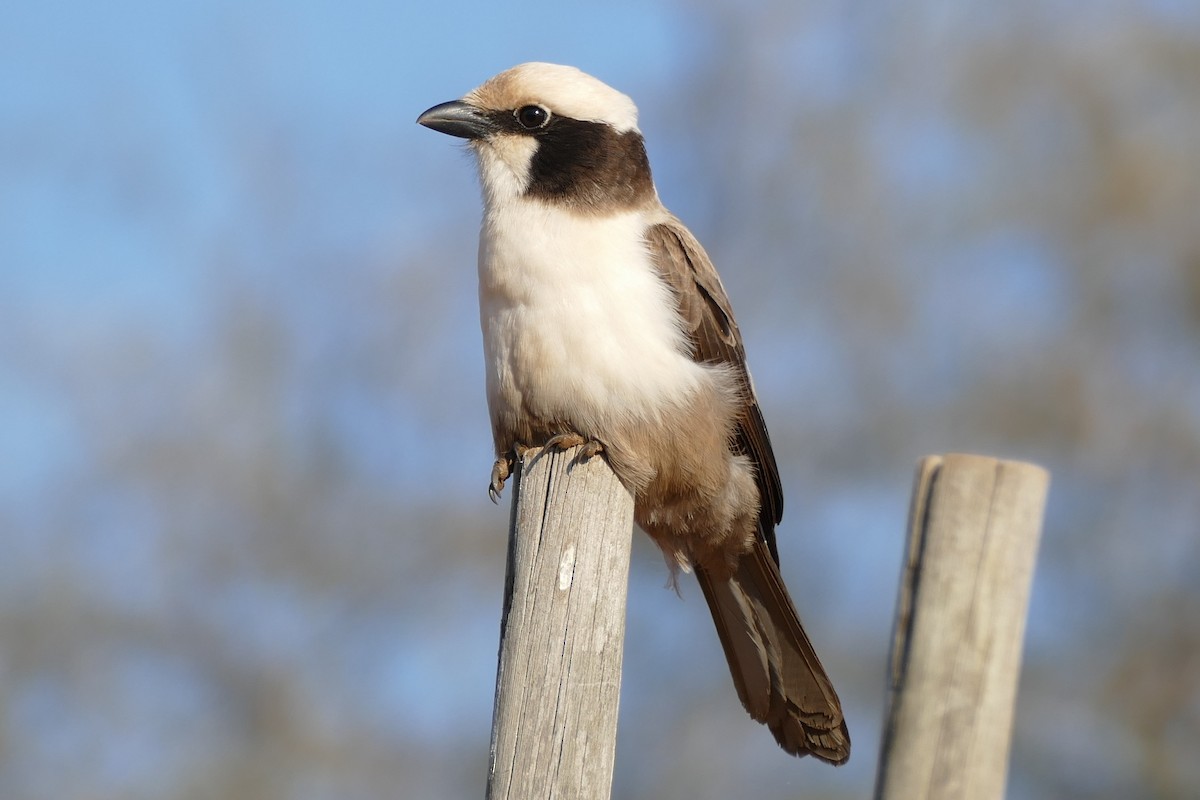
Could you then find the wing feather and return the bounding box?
[644,217,785,559]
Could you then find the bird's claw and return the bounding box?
[544,432,605,460]
[489,454,513,504]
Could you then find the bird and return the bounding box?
[417,62,849,764]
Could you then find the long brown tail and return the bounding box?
[694,538,850,764]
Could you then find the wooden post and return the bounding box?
[486,445,635,800]
[875,453,1049,800]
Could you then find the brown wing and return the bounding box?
[647,217,850,763]
[645,217,785,560]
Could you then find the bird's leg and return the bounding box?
[543,432,606,460]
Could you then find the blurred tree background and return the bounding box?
[2,1,1198,798]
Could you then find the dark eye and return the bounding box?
[515,105,550,129]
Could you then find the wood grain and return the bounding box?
[875,453,1050,800]
[486,445,635,800]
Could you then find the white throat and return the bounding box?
[471,137,537,205]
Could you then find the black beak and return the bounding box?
[417,101,497,140]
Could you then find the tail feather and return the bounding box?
[695,539,850,764]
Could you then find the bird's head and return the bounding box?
[418,63,654,213]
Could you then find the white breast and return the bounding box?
[478,199,706,432]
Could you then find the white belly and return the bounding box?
[478,201,706,432]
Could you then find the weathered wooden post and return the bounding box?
[486,445,635,800]
[875,453,1050,800]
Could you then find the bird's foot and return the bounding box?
[489,436,604,502]
[543,432,605,460]
[488,452,515,504]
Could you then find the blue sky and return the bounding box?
[0,0,690,315]
[0,0,695,498]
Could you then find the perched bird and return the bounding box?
[418,63,849,764]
